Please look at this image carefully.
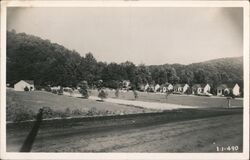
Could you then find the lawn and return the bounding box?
[6,89,243,122]
[6,89,157,122]
[90,89,243,108]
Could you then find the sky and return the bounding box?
[7,7,243,65]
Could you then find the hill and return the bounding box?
[7,30,243,91]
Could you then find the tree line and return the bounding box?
[7,30,243,93]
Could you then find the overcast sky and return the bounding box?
[7,7,243,65]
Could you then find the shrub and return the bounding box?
[115,89,119,98]
[87,107,98,116]
[44,86,51,92]
[133,90,138,99]
[98,90,108,101]
[71,109,86,116]
[42,106,55,119]
[35,85,43,90]
[24,86,29,91]
[60,107,71,118]
[51,90,58,94]
[78,81,89,98]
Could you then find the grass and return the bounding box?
[6,89,243,122]
[89,89,243,108]
[6,89,156,122]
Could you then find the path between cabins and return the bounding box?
[89,96,199,110]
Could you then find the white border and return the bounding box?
[0,1,249,160]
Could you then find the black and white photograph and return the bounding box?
[0,1,249,160]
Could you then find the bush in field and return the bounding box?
[35,85,42,90]
[87,107,98,116]
[44,86,51,92]
[60,107,71,118]
[115,89,119,98]
[165,90,173,99]
[41,106,55,119]
[72,109,85,116]
[185,87,192,95]
[51,90,58,94]
[133,89,138,99]
[57,86,63,95]
[98,90,108,101]
[24,86,29,91]
[78,81,89,98]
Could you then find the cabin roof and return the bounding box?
[20,80,34,85]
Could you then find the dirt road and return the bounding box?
[7,109,243,152]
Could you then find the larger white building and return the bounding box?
[14,80,35,91]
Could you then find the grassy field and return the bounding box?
[6,89,243,152]
[90,89,243,108]
[6,89,157,122]
[6,89,243,122]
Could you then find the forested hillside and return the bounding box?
[7,31,243,91]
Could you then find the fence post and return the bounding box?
[227,97,231,109]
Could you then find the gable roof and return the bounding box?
[201,84,210,88]
[173,84,182,89]
[19,80,34,85]
[181,84,189,87]
[217,83,239,89]
[217,84,228,89]
[192,84,201,89]
[160,83,173,88]
[192,84,209,89]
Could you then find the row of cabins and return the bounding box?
[143,83,241,97]
[13,80,241,97]
[51,86,83,98]
[13,80,83,98]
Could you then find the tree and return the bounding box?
[7,31,243,90]
[168,68,179,84]
[78,53,97,85]
[133,89,138,99]
[115,88,119,98]
[95,79,103,91]
[185,87,192,95]
[194,69,206,84]
[98,89,108,101]
[165,90,173,99]
[78,81,89,98]
[180,70,194,84]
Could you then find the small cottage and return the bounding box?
[192,84,203,95]
[63,87,73,96]
[217,83,240,96]
[160,83,174,93]
[182,84,190,93]
[14,80,35,91]
[71,89,83,98]
[154,84,161,92]
[202,84,211,94]
[144,83,149,92]
[232,83,240,96]
[173,84,183,93]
